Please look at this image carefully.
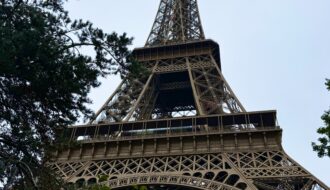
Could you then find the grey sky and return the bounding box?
[65,0,330,185]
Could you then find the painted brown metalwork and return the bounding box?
[50,0,329,189]
[146,0,205,46]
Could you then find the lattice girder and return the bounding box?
[186,55,245,115]
[91,40,244,123]
[103,174,245,190]
[91,77,149,123]
[50,151,328,190]
[146,0,205,46]
[51,153,255,189]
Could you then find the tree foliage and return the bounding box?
[0,0,136,189]
[312,79,330,158]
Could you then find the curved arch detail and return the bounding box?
[101,174,241,190]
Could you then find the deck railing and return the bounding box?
[61,110,279,142]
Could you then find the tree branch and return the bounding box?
[0,151,38,190]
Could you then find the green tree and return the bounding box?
[312,79,330,158]
[0,0,137,189]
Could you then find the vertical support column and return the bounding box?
[125,63,158,121]
[210,56,246,112]
[186,57,204,115]
[90,80,126,124]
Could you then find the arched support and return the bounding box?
[100,174,242,190]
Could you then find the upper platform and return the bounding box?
[133,39,222,70]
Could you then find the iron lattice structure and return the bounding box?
[50,0,329,189]
[146,0,205,46]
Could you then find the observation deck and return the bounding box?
[54,111,282,162]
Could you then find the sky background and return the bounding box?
[65,0,330,185]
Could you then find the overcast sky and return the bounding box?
[65,0,330,185]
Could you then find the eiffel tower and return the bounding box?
[50,0,329,189]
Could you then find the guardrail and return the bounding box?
[76,126,280,143]
[60,110,279,143]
